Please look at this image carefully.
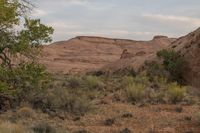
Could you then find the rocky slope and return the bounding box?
[40,36,174,74]
[103,28,200,87]
[170,28,200,87]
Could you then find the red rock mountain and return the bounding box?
[39,28,200,87]
[40,36,175,74]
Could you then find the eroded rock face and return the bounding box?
[120,49,146,59]
[120,49,134,59]
[40,36,174,74]
[170,28,200,87]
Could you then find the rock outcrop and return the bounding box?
[103,28,200,87]
[170,28,200,87]
[40,36,174,74]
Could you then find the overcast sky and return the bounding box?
[31,0,200,42]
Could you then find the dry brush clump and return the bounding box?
[32,122,56,133]
[30,75,105,116]
[16,106,36,119]
[126,82,146,103]
[0,121,57,133]
[167,82,186,104]
[122,73,150,103]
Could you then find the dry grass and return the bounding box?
[167,82,187,103]
[0,121,32,133]
[0,103,200,133]
[16,107,36,119]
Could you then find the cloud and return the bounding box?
[31,0,200,42]
[47,22,81,30]
[64,0,90,6]
[143,14,200,27]
[32,9,47,17]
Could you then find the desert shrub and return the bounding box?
[14,63,51,99]
[0,121,31,133]
[45,88,69,110]
[196,112,200,125]
[146,63,170,83]
[67,76,82,89]
[104,118,115,126]
[111,67,136,77]
[64,95,93,116]
[167,82,186,103]
[122,73,149,103]
[157,49,185,82]
[148,76,169,103]
[50,87,93,115]
[32,122,56,133]
[16,107,36,119]
[0,66,14,94]
[122,73,149,86]
[120,128,131,133]
[153,76,168,86]
[0,62,51,101]
[121,71,188,104]
[118,68,136,77]
[122,76,135,88]
[32,85,94,116]
[0,81,9,93]
[126,82,146,102]
[133,72,150,85]
[83,75,101,89]
[74,129,89,133]
[67,75,104,90]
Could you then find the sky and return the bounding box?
[31,0,200,42]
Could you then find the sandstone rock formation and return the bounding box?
[120,49,134,59]
[40,36,174,74]
[39,28,200,87]
[169,28,200,87]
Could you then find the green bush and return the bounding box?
[0,81,9,93]
[0,62,51,102]
[157,49,185,82]
[167,82,186,103]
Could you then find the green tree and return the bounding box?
[157,49,185,82]
[0,0,53,100]
[0,0,53,68]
